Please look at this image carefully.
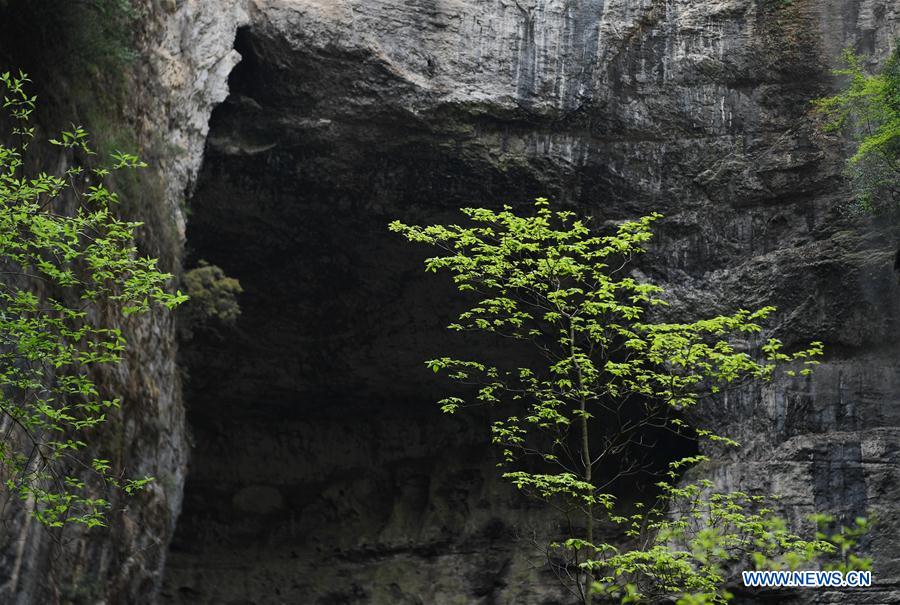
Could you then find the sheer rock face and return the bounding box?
[158,1,900,604]
[3,0,899,603]
[0,2,247,604]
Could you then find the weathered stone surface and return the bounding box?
[0,1,247,603]
[156,1,900,604]
[1,0,898,603]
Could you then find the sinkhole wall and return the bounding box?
[0,1,898,604]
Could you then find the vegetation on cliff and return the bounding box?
[393,199,867,604]
[0,72,185,528]
[180,260,243,338]
[815,44,900,214]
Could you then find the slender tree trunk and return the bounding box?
[571,322,593,605]
[581,395,593,605]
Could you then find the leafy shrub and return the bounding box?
[0,72,185,527]
[814,45,900,214]
[181,260,243,335]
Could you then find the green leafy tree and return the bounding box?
[814,44,900,214]
[0,71,186,528]
[391,200,842,604]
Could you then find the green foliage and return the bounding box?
[71,0,140,68]
[390,199,868,604]
[0,0,170,264]
[182,260,243,333]
[0,72,186,528]
[814,44,900,214]
[584,477,834,604]
[0,0,139,74]
[810,514,873,574]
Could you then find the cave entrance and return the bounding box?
[160,27,553,605]
[160,26,697,605]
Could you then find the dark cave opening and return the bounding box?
[161,27,699,605]
[161,28,547,605]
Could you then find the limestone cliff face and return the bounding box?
[0,1,247,602]
[161,1,899,604]
[2,0,899,604]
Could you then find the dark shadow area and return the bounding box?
[162,27,557,605]
[161,26,697,605]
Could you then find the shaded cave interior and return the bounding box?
[161,26,697,605]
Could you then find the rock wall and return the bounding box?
[1,0,898,603]
[160,1,899,604]
[0,0,247,602]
